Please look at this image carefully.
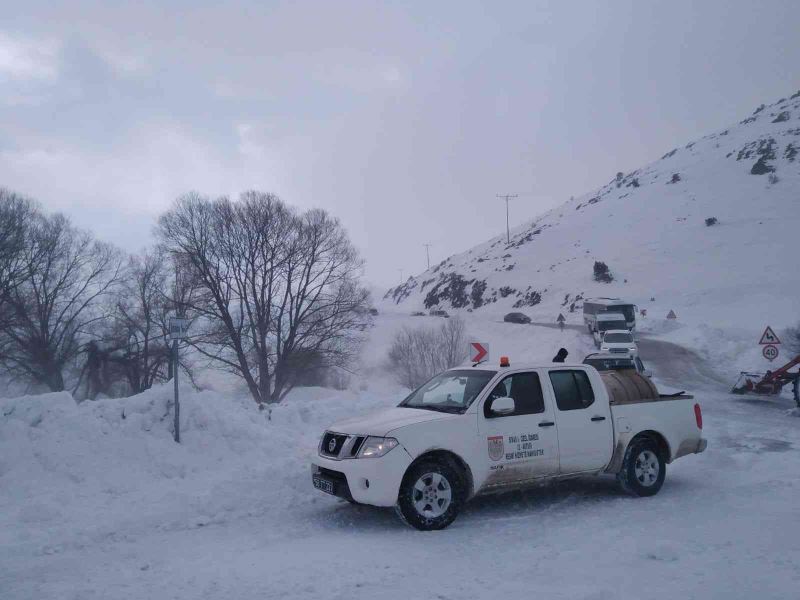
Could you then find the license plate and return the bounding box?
[313,475,335,495]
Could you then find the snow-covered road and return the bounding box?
[2,321,799,599]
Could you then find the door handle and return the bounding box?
[591,416,606,422]
[538,421,555,427]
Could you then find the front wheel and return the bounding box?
[618,437,666,497]
[396,461,465,531]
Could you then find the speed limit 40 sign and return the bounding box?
[762,344,779,361]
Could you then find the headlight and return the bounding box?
[357,436,398,458]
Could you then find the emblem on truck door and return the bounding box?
[328,438,337,453]
[487,436,504,461]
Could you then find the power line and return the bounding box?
[496,194,518,244]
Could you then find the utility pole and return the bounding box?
[497,194,518,244]
[398,268,404,283]
[423,243,431,270]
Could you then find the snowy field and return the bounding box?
[2,312,799,599]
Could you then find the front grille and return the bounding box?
[610,348,630,353]
[320,432,349,458]
[349,436,366,457]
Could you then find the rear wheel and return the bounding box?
[396,460,465,531]
[618,437,666,497]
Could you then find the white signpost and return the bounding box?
[168,317,190,443]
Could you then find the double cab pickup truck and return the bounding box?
[311,358,706,530]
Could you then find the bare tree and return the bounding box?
[0,190,38,312]
[0,210,124,391]
[109,250,174,394]
[388,317,468,389]
[157,191,369,405]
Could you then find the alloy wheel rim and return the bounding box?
[412,472,452,518]
[634,450,660,487]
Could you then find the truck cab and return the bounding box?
[592,313,629,346]
[311,359,706,530]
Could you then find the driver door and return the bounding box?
[478,370,559,485]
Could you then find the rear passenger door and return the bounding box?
[478,370,559,485]
[546,369,613,474]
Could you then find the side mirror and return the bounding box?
[643,369,653,378]
[490,396,515,416]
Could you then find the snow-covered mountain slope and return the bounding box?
[381,90,800,329]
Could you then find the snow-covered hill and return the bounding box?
[381,90,800,329]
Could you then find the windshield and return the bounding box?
[583,357,635,371]
[612,304,636,322]
[399,369,497,413]
[604,332,633,343]
[598,321,627,332]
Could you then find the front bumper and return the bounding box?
[695,438,708,454]
[310,445,412,507]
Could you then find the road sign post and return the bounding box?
[168,317,189,443]
[758,326,781,363]
[469,342,489,363]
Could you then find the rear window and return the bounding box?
[549,370,595,411]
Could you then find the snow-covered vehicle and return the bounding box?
[583,352,651,377]
[311,359,706,530]
[599,329,638,355]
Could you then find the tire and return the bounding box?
[396,460,466,531]
[617,437,666,497]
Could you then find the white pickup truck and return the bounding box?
[311,359,706,530]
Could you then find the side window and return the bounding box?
[549,370,595,411]
[484,372,545,418]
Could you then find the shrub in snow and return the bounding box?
[388,317,468,389]
[667,173,681,184]
[751,157,775,175]
[512,290,542,308]
[767,173,780,185]
[705,217,718,227]
[499,286,516,298]
[593,261,614,283]
[470,280,487,308]
[771,111,790,123]
[424,273,474,309]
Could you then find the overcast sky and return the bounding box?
[1,1,798,287]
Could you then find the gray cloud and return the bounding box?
[1,0,798,285]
